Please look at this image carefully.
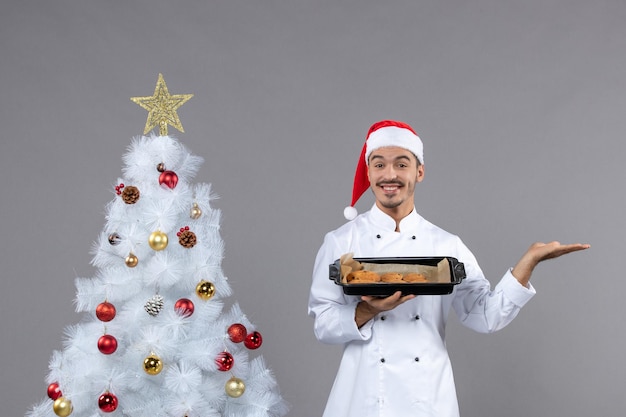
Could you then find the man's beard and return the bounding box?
[375,180,414,209]
[379,198,403,209]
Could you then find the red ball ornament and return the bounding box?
[47,382,62,400]
[98,392,118,413]
[215,351,234,371]
[159,170,178,189]
[174,298,194,317]
[244,331,263,350]
[97,334,118,355]
[227,323,247,343]
[96,301,116,322]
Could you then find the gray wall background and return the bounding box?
[1,1,623,416]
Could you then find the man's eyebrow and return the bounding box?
[369,154,412,161]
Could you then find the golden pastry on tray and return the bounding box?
[403,272,428,283]
[346,270,381,283]
[380,272,404,283]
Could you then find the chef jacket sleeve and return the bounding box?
[452,238,536,333]
[308,232,371,344]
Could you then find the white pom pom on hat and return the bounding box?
[344,120,423,220]
[343,205,359,221]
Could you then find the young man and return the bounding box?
[308,120,589,417]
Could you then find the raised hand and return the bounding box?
[512,241,591,287]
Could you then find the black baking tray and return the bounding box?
[329,256,466,296]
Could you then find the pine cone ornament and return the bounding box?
[121,186,140,204]
[144,294,164,316]
[177,227,197,248]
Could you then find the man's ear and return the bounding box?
[416,165,425,183]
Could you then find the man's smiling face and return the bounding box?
[367,146,424,220]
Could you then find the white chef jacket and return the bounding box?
[308,204,536,417]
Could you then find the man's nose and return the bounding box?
[382,166,398,179]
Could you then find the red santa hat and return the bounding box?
[343,120,423,220]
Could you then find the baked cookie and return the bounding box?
[403,272,428,283]
[381,272,404,283]
[347,270,381,283]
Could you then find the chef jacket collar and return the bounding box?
[369,204,421,232]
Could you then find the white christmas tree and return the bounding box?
[26,74,289,417]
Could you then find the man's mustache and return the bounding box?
[375,181,404,187]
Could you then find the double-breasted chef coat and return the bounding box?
[308,204,535,417]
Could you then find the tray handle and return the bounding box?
[451,259,466,281]
[329,262,340,282]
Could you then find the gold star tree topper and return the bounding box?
[131,73,193,136]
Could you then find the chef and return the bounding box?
[308,120,589,417]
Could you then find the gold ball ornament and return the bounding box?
[195,280,215,300]
[148,230,168,251]
[190,203,202,219]
[143,353,163,375]
[225,376,246,398]
[125,253,139,268]
[53,397,73,417]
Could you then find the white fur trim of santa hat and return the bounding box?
[365,126,423,165]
